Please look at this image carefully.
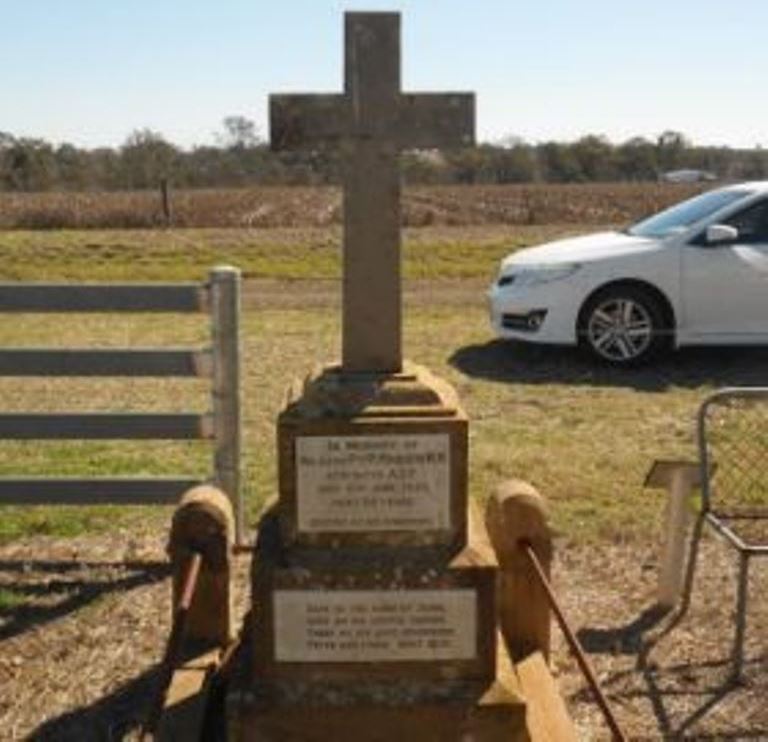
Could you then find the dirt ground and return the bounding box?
[1,277,767,740]
[1,525,765,740]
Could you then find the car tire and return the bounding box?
[578,286,670,366]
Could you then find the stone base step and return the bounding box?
[227,634,527,742]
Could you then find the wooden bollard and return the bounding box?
[644,459,703,609]
[485,480,553,662]
[168,485,234,646]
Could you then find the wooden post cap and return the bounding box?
[644,459,702,489]
[169,485,234,571]
[168,486,235,646]
[485,479,553,662]
[485,479,552,565]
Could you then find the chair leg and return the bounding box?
[678,513,705,619]
[731,552,750,682]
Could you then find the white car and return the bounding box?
[488,181,768,364]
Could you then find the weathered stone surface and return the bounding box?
[272,588,477,663]
[227,11,538,740]
[282,361,461,419]
[277,362,468,549]
[250,507,496,687]
[270,13,474,373]
[227,633,527,742]
[295,433,452,534]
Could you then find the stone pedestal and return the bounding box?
[251,509,497,688]
[277,363,468,549]
[228,363,527,740]
[227,637,527,742]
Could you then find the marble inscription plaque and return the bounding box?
[273,589,477,662]
[296,434,450,532]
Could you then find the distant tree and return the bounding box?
[54,143,92,190]
[120,129,178,188]
[0,137,57,191]
[536,142,583,182]
[616,137,658,180]
[491,137,537,183]
[218,115,260,149]
[402,150,450,184]
[571,135,615,181]
[88,147,124,190]
[1,123,765,191]
[443,147,487,184]
[656,130,690,172]
[741,145,768,180]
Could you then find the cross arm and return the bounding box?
[397,93,475,150]
[269,94,348,150]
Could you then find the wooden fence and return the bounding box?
[0,266,244,543]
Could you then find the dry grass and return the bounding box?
[0,183,702,230]
[5,295,758,544]
[0,227,767,738]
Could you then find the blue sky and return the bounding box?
[2,0,766,149]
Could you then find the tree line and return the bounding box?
[1,116,766,192]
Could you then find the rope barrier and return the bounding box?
[520,540,627,742]
[140,550,203,740]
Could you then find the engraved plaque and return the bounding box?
[273,589,477,662]
[296,434,450,532]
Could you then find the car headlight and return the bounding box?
[497,262,581,288]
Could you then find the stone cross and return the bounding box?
[270,12,475,373]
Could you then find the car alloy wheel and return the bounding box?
[586,297,654,362]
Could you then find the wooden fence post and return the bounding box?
[160,178,172,226]
[168,485,234,645]
[644,460,702,608]
[210,266,243,545]
[485,479,553,662]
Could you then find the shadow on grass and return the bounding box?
[578,602,768,738]
[0,559,169,642]
[449,341,768,391]
[30,666,155,741]
[576,603,668,654]
[30,653,228,742]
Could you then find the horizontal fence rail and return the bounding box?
[0,349,211,377]
[0,266,243,544]
[0,478,204,505]
[0,413,213,440]
[0,284,206,313]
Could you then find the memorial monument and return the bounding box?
[226,12,529,739]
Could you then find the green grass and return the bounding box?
[0,587,25,610]
[0,225,580,282]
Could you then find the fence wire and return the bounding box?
[700,388,768,549]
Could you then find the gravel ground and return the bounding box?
[1,527,765,741]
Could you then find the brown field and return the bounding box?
[0,182,703,230]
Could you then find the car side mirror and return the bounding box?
[705,224,738,245]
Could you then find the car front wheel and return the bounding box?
[579,287,668,365]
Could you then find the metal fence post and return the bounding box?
[210,266,243,545]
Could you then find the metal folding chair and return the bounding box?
[679,387,768,679]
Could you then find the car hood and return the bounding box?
[501,231,658,269]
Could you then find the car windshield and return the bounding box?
[627,189,750,238]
